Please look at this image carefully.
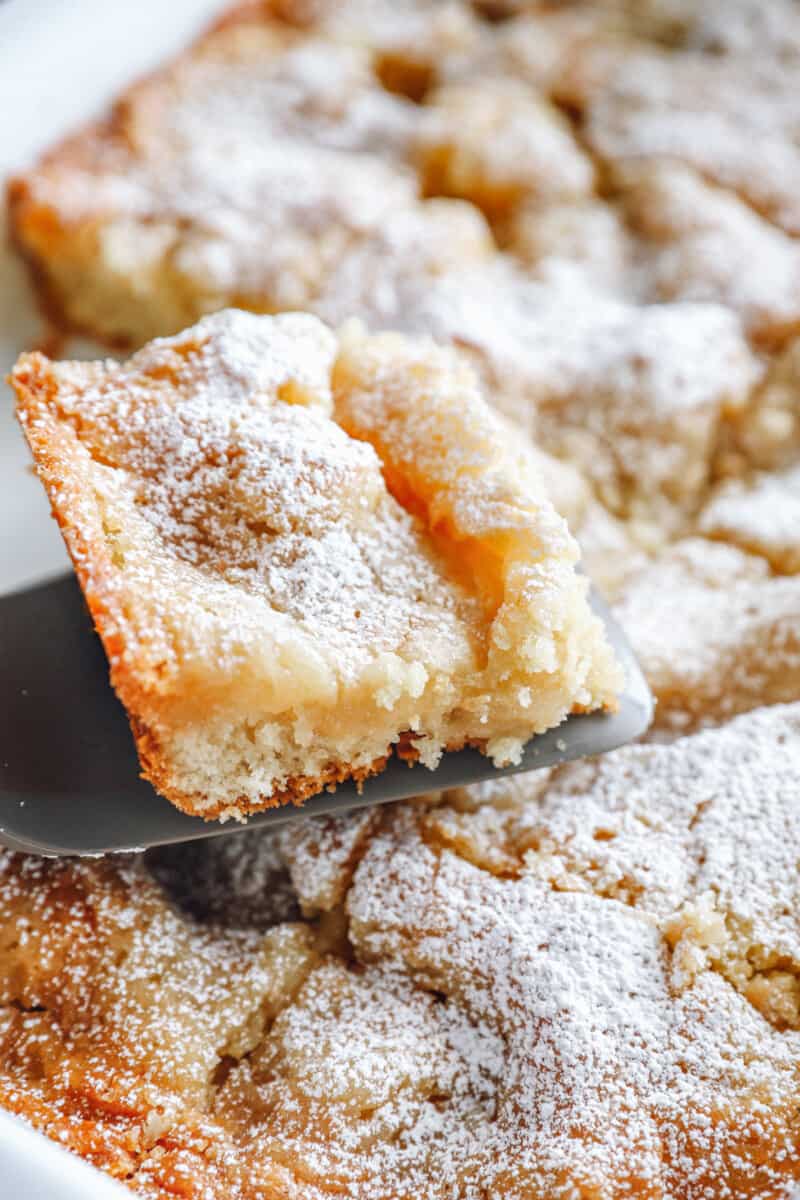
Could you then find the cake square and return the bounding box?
[12,309,620,819]
[7,10,420,347]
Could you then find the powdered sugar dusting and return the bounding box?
[620,162,800,346]
[0,846,317,1172]
[278,808,382,916]
[127,309,337,412]
[616,539,800,727]
[585,47,800,234]
[344,784,800,1196]
[35,310,483,673]
[321,251,757,528]
[7,0,800,1195]
[699,465,800,573]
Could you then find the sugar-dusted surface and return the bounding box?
[699,465,800,574]
[0,847,317,1178]
[321,250,758,532]
[346,778,800,1197]
[430,703,800,1028]
[620,162,800,348]
[509,197,636,295]
[6,0,800,1196]
[9,12,423,344]
[6,707,800,1197]
[29,313,478,676]
[513,163,800,350]
[616,539,800,727]
[12,308,619,816]
[415,77,594,223]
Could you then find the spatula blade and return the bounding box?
[0,574,652,856]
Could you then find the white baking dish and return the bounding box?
[0,1111,129,1199]
[0,2,227,1193]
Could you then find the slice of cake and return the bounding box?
[11,309,621,819]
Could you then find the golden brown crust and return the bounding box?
[6,103,154,349]
[5,3,295,347]
[7,174,115,347]
[2,1,292,342]
[134,709,393,820]
[10,354,134,681]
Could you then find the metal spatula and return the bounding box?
[0,573,653,856]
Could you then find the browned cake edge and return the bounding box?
[137,730,498,820]
[6,135,129,349]
[5,1,301,348]
[10,352,412,819]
